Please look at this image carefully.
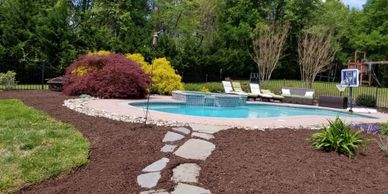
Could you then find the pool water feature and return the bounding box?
[130,102,371,119]
[172,90,247,107]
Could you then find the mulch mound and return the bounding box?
[0,90,180,193]
[200,128,388,194]
[1,90,388,193]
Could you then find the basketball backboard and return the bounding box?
[341,69,359,87]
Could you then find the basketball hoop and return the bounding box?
[336,84,347,92]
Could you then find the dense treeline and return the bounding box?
[0,0,387,84]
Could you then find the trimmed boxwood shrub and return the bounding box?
[63,53,151,99]
[356,94,377,107]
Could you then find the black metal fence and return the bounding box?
[0,59,61,90]
[260,80,388,108]
[1,63,388,108]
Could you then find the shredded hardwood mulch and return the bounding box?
[200,128,388,194]
[1,90,388,194]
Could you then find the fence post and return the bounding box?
[375,86,379,107]
[41,62,45,90]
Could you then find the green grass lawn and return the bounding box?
[185,80,388,107]
[0,99,89,193]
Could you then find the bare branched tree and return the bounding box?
[298,29,337,88]
[251,22,290,81]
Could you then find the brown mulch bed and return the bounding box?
[1,90,388,193]
[200,128,388,194]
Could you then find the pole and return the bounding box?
[41,61,45,90]
[349,86,353,112]
[144,32,159,126]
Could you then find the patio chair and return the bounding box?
[248,83,273,101]
[230,81,260,100]
[222,81,247,96]
[261,89,284,102]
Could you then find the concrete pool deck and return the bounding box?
[83,95,388,129]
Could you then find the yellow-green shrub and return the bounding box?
[71,66,91,76]
[126,53,184,95]
[126,53,149,68]
[88,50,111,56]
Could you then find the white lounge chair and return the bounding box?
[222,81,247,95]
[249,83,273,101]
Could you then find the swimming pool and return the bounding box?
[130,102,371,119]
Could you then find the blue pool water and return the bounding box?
[130,102,371,119]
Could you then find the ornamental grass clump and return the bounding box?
[376,135,388,157]
[380,123,388,135]
[376,123,388,156]
[63,53,150,99]
[310,118,366,157]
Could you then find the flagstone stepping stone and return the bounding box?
[137,172,161,189]
[171,183,211,194]
[140,189,169,194]
[160,144,177,153]
[190,124,229,134]
[174,139,215,160]
[192,132,214,140]
[172,127,191,135]
[172,163,201,183]
[142,157,170,172]
[162,131,185,143]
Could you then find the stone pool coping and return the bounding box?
[80,95,388,129]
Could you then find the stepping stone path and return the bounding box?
[190,124,229,134]
[172,163,201,183]
[172,127,191,135]
[174,139,215,160]
[162,131,185,143]
[143,158,170,172]
[138,124,229,194]
[140,189,169,194]
[171,183,211,194]
[137,172,161,189]
[191,132,214,140]
[160,144,177,153]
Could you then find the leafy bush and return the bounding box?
[184,83,203,91]
[310,118,366,157]
[204,82,224,93]
[200,86,210,93]
[126,53,183,95]
[184,82,224,93]
[0,71,17,90]
[380,123,388,135]
[63,53,151,98]
[88,50,111,56]
[376,135,388,157]
[356,94,377,107]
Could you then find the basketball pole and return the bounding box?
[349,85,353,113]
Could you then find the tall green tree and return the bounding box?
[36,0,78,75]
[0,0,50,82]
[347,0,388,86]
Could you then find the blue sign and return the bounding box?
[341,69,359,87]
